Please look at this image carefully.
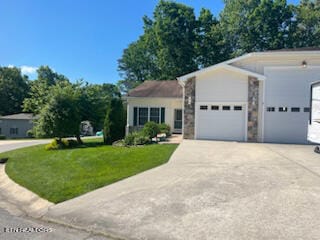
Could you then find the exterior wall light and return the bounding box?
[302,60,307,68]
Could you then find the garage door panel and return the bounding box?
[264,67,320,143]
[196,104,246,141]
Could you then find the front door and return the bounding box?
[174,109,182,133]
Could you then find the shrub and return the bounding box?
[45,139,60,150]
[26,129,34,138]
[124,133,135,146]
[159,123,171,136]
[124,132,151,146]
[0,135,6,140]
[45,138,79,150]
[134,132,151,145]
[104,98,126,145]
[142,121,160,138]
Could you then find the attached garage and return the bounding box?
[177,50,320,144]
[196,103,246,141]
[263,67,320,144]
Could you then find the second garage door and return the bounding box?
[196,103,246,141]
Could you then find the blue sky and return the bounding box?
[0,0,300,84]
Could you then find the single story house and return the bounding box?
[0,113,36,139]
[126,80,183,134]
[126,49,320,144]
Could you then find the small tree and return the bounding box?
[103,98,125,144]
[35,84,83,144]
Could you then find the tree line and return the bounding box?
[0,66,125,144]
[118,0,320,92]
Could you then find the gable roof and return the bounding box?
[127,80,183,98]
[177,49,320,82]
[0,113,36,120]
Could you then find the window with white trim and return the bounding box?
[222,106,230,111]
[150,108,160,123]
[200,105,208,110]
[138,108,148,126]
[211,105,219,110]
[291,107,300,112]
[133,107,165,126]
[267,107,275,112]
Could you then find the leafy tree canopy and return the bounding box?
[118,0,320,92]
[0,66,29,116]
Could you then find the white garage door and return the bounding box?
[264,67,320,144]
[196,103,246,141]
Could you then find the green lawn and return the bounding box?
[0,138,178,203]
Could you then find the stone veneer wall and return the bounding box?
[184,77,196,139]
[247,76,259,142]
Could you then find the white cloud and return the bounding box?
[20,65,38,75]
[7,64,14,68]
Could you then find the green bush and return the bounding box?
[142,121,160,138]
[159,123,171,136]
[45,139,60,150]
[45,138,79,150]
[134,132,151,145]
[104,98,125,145]
[26,129,34,138]
[124,133,135,146]
[124,132,151,146]
[0,135,6,140]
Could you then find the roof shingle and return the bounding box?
[127,80,182,98]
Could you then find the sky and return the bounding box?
[0,0,300,84]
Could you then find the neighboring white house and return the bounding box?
[126,49,320,144]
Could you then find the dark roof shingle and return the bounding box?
[127,80,182,98]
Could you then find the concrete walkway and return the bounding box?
[44,140,320,240]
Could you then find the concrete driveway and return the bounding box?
[45,140,320,240]
[0,139,51,153]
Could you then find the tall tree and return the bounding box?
[23,66,69,114]
[118,0,198,84]
[195,8,230,68]
[247,0,296,50]
[220,0,296,54]
[293,0,320,47]
[0,66,29,115]
[80,83,121,131]
[151,0,197,79]
[220,0,260,55]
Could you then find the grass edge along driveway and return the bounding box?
[0,139,178,203]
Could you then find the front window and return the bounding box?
[10,128,18,135]
[133,107,166,126]
[138,108,149,126]
[150,108,160,123]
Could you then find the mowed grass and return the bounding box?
[0,138,178,203]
